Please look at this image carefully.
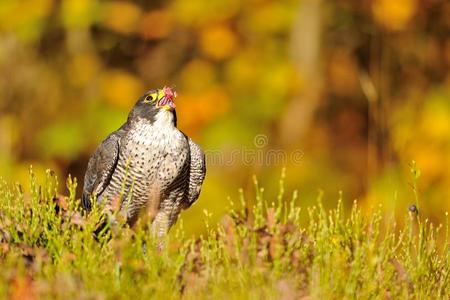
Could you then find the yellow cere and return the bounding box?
[157,89,164,100]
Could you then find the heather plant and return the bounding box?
[0,168,448,299]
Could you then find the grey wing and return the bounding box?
[82,126,126,211]
[186,137,206,207]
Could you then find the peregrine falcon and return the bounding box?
[82,87,206,238]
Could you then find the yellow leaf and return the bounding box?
[170,0,240,27]
[61,0,99,29]
[200,25,237,60]
[68,52,100,87]
[0,0,54,41]
[101,70,143,108]
[372,0,417,31]
[179,59,216,92]
[139,10,172,40]
[101,1,142,34]
[177,86,230,132]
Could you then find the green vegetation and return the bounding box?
[0,169,448,299]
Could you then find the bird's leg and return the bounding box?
[151,211,170,237]
[151,211,170,250]
[143,185,168,249]
[146,185,161,223]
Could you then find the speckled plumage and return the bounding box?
[82,88,206,237]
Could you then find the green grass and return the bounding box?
[0,169,449,299]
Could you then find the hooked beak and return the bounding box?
[157,86,177,111]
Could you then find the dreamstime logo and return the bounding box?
[254,134,269,148]
[205,134,304,167]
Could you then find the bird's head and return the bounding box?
[129,86,178,125]
[142,86,177,111]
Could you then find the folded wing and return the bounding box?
[186,137,206,207]
[82,126,126,211]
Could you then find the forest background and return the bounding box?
[0,0,448,234]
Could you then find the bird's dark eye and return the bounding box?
[143,92,158,103]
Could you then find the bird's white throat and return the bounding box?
[131,110,177,145]
[154,109,175,128]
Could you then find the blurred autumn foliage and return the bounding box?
[0,0,449,232]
